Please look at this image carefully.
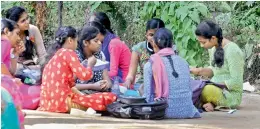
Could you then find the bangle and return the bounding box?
[10,53,18,59]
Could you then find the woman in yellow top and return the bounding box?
[190,20,244,112]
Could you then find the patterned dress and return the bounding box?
[202,42,244,108]
[132,41,177,84]
[143,55,200,119]
[75,50,108,94]
[132,41,150,84]
[75,50,104,84]
[38,48,116,112]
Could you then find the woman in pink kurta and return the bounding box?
[1,18,24,75]
[38,26,116,113]
[89,13,131,81]
[1,18,25,129]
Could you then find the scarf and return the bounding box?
[101,32,123,80]
[102,32,117,62]
[150,48,175,99]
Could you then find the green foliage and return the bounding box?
[1,1,36,23]
[140,2,210,67]
[1,1,259,82]
[214,1,260,82]
[88,1,146,47]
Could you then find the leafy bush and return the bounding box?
[214,1,260,83]
[139,1,211,67]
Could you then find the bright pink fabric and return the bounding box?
[1,75,24,128]
[150,48,175,99]
[1,38,12,69]
[108,38,131,81]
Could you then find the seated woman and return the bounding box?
[190,20,244,112]
[38,26,116,113]
[123,18,165,90]
[89,12,131,81]
[6,6,47,70]
[143,28,200,119]
[1,87,20,129]
[75,26,112,95]
[1,75,24,129]
[1,18,25,75]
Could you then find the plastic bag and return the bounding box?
[15,67,42,85]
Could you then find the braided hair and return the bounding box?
[195,20,224,67]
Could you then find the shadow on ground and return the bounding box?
[24,93,260,129]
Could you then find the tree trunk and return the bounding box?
[35,1,47,37]
[58,1,63,27]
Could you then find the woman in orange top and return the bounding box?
[38,26,116,113]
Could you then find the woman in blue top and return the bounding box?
[143,28,200,118]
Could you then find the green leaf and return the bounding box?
[98,3,112,11]
[166,24,174,30]
[152,5,157,13]
[182,35,190,48]
[90,1,102,12]
[169,3,176,16]
[188,58,197,66]
[143,2,149,12]
[154,1,160,6]
[183,18,192,31]
[179,49,187,58]
[176,6,189,19]
[176,32,184,39]
[219,2,231,13]
[187,50,196,59]
[244,43,254,59]
[189,10,200,24]
[163,2,170,12]
[196,3,208,17]
[148,5,153,14]
[161,13,169,22]
[180,13,187,22]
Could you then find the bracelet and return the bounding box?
[10,53,18,59]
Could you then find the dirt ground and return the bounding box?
[24,93,260,129]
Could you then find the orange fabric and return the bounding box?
[1,64,12,76]
[38,48,116,113]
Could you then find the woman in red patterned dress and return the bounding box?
[38,26,116,113]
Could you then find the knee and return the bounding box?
[202,85,218,94]
[201,85,223,104]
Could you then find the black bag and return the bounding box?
[107,96,168,120]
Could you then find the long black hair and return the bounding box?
[77,26,100,59]
[153,28,178,78]
[92,12,114,34]
[195,20,224,68]
[146,18,165,55]
[146,18,165,32]
[6,6,34,60]
[42,26,77,70]
[1,18,18,34]
[88,21,106,36]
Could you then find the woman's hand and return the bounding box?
[123,79,132,89]
[99,80,110,91]
[190,67,200,76]
[87,56,97,68]
[92,80,111,91]
[13,78,23,86]
[13,41,25,56]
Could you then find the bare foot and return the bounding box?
[203,103,214,112]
